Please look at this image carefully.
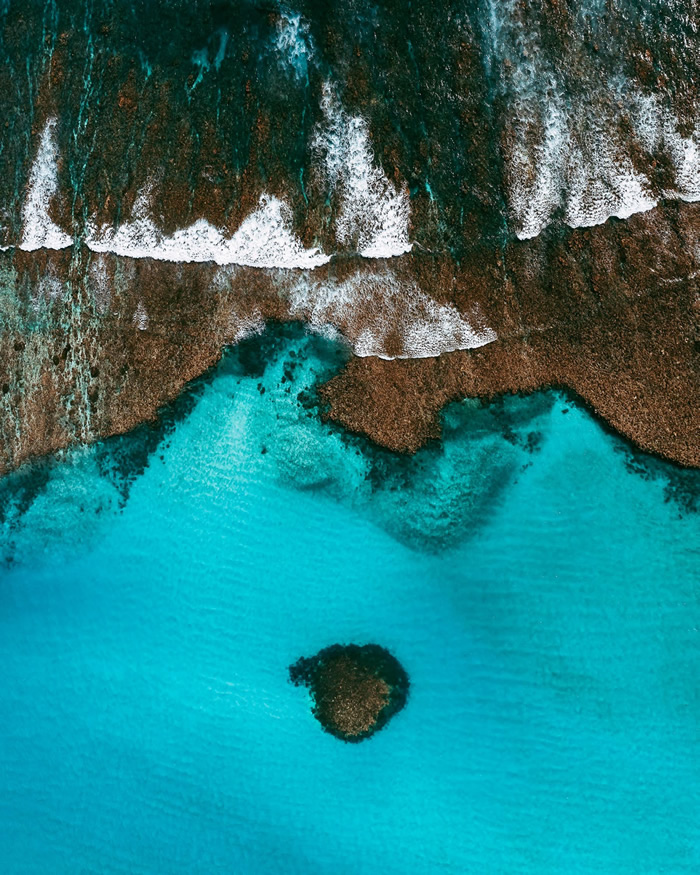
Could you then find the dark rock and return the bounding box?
[289,643,409,742]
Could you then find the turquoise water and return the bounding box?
[1,328,699,874]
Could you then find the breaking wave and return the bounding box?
[21,119,72,252]
[312,83,412,258]
[488,0,700,239]
[86,189,330,270]
[285,267,495,359]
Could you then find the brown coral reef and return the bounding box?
[1,200,697,476]
[289,643,409,742]
[322,204,700,467]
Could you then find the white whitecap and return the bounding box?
[313,84,412,259]
[509,96,569,240]
[87,191,330,270]
[286,269,496,359]
[563,140,658,230]
[20,119,72,252]
[633,94,700,203]
[508,94,698,239]
[487,2,700,239]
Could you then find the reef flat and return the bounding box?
[0,0,698,471]
[1,203,697,473]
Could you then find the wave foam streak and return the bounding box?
[489,0,700,239]
[312,85,412,259]
[285,268,495,359]
[21,120,72,252]
[86,191,330,269]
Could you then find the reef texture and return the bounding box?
[321,205,700,465]
[289,644,409,742]
[0,0,698,471]
[1,200,697,474]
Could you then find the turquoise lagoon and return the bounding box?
[1,327,699,874]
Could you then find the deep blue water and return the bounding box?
[1,330,699,874]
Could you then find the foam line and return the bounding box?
[20,119,72,252]
[286,269,496,359]
[313,84,412,259]
[87,192,330,270]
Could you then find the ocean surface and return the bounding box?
[1,327,698,874]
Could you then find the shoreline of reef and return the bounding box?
[1,201,699,475]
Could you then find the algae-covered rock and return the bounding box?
[289,643,409,742]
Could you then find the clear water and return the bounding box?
[1,329,699,874]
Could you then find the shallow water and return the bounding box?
[1,328,699,874]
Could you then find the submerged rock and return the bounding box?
[289,643,409,742]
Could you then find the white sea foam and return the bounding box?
[563,139,658,230]
[17,108,411,269]
[274,12,313,80]
[508,97,569,240]
[505,91,659,239]
[488,2,700,239]
[87,191,330,269]
[286,269,496,359]
[313,84,412,258]
[87,254,112,315]
[509,93,698,240]
[230,309,265,343]
[20,119,72,252]
[633,94,700,203]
